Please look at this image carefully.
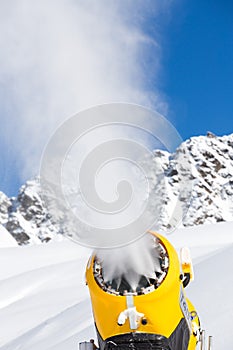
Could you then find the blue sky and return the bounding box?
[0,0,232,196]
[163,0,233,139]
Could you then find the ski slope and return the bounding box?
[0,222,233,349]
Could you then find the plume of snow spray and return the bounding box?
[40,104,184,251]
[95,234,162,292]
[0,0,168,185]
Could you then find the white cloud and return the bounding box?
[0,0,170,181]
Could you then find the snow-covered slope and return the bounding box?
[0,221,233,350]
[188,244,233,350]
[0,241,93,350]
[0,225,17,248]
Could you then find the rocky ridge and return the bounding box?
[1,132,233,245]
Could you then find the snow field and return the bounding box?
[0,221,233,349]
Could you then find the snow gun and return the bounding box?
[79,232,212,350]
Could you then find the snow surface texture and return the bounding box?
[0,225,18,248]
[1,132,233,245]
[0,221,232,349]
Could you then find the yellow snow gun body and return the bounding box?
[85,232,200,350]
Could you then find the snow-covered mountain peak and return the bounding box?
[177,133,233,225]
[0,132,233,245]
[1,179,63,245]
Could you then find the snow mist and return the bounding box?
[0,0,168,186]
[95,234,162,293]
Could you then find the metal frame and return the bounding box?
[199,330,213,350]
